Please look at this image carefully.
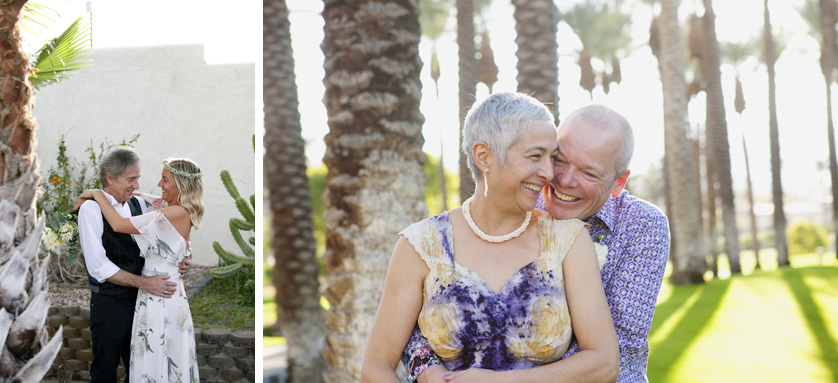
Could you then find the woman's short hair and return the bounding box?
[99,147,140,187]
[165,158,205,229]
[461,92,554,182]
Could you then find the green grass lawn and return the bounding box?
[649,252,838,382]
[191,277,255,331]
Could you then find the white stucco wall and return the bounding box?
[32,44,255,266]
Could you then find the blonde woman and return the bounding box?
[76,158,204,383]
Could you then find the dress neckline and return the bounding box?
[442,210,546,296]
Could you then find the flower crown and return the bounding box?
[163,160,203,180]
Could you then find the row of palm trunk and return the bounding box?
[265,0,818,381]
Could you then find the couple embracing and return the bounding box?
[363,92,671,383]
[75,147,204,383]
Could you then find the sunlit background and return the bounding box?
[285,0,832,220]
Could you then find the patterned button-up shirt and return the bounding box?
[401,190,670,383]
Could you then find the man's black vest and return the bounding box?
[87,196,144,301]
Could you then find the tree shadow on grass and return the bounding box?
[649,284,701,339]
[782,267,838,382]
[648,278,731,382]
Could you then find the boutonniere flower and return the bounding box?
[592,234,608,270]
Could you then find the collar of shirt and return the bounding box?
[587,190,626,233]
[100,190,136,218]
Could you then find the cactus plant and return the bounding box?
[210,170,255,304]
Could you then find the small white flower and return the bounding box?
[43,227,60,252]
[59,222,76,242]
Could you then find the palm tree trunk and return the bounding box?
[742,136,761,270]
[764,0,788,266]
[321,1,427,381]
[658,0,706,284]
[703,132,720,276]
[264,1,326,382]
[457,0,477,203]
[701,0,740,274]
[692,137,704,234]
[511,0,559,124]
[0,0,62,379]
[819,0,838,260]
[826,83,838,261]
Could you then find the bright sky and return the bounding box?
[29,0,258,64]
[285,0,835,212]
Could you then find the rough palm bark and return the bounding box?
[512,0,559,125]
[657,0,706,284]
[264,1,326,382]
[320,1,427,382]
[764,0,788,266]
[818,0,838,260]
[700,0,740,274]
[0,0,62,380]
[457,0,477,202]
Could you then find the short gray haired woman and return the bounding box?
[361,92,619,382]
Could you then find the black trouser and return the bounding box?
[89,292,135,383]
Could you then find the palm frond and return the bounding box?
[20,2,59,38]
[796,0,820,40]
[30,16,92,90]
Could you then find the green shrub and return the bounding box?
[787,221,828,255]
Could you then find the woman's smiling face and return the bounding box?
[159,168,180,204]
[491,120,558,212]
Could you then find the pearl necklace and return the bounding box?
[461,197,532,243]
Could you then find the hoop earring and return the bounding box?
[483,168,489,197]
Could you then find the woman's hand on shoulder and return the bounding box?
[73,189,100,210]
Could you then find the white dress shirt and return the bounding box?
[77,190,148,283]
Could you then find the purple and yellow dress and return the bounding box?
[400,210,587,372]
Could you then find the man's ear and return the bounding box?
[611,170,630,198]
[104,174,114,188]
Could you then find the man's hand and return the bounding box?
[418,365,451,383]
[140,274,177,299]
[178,257,191,276]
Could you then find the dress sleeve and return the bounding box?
[398,219,440,270]
[540,216,588,265]
[139,193,166,212]
[129,211,186,265]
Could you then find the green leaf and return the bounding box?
[30,16,92,90]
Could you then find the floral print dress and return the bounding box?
[128,209,199,383]
[400,211,587,372]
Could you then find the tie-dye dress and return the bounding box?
[128,209,199,383]
[400,211,587,372]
